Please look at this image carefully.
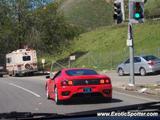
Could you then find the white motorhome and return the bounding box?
[6,48,38,76]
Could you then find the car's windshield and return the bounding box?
[66,69,98,76]
[143,55,160,61]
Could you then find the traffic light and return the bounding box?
[129,0,144,23]
[113,1,122,24]
[133,2,144,20]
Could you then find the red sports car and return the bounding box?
[45,68,112,104]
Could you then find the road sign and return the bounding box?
[70,56,76,61]
[127,39,133,47]
[41,59,45,64]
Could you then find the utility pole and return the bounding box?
[127,22,135,86]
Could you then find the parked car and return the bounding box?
[117,55,160,76]
[45,68,112,104]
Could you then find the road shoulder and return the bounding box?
[113,86,160,101]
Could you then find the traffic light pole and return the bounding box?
[128,0,136,86]
[127,0,145,86]
[120,0,125,21]
[128,22,135,86]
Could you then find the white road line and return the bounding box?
[114,91,158,102]
[9,83,41,98]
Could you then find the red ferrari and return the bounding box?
[45,68,112,104]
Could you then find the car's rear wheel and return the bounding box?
[140,68,146,76]
[118,68,124,76]
[54,87,62,105]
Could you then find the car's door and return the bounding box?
[134,57,142,73]
[123,59,130,74]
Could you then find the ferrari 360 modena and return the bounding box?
[45,68,112,104]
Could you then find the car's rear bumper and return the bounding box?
[58,84,112,101]
[147,66,160,73]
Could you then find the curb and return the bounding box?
[113,86,160,101]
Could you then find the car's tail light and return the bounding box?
[105,79,110,84]
[100,79,105,84]
[100,78,110,84]
[148,60,155,66]
[61,80,73,86]
[68,80,73,85]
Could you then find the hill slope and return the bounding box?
[145,0,160,18]
[50,20,160,71]
[57,0,160,30]
[43,0,160,71]
[59,0,113,30]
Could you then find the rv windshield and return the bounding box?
[23,56,31,61]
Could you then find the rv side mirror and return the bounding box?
[46,75,50,79]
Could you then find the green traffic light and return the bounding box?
[134,13,140,19]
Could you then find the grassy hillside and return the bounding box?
[45,20,160,71]
[42,0,160,71]
[57,0,160,30]
[71,21,160,70]
[145,0,160,18]
[58,0,114,30]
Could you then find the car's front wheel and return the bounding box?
[54,87,62,105]
[118,68,124,76]
[140,68,146,76]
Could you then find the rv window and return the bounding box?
[23,56,31,61]
[6,58,11,63]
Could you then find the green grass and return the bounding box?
[40,0,160,71]
[57,0,160,31]
[68,21,160,69]
[58,0,113,30]
[41,20,160,71]
[145,0,160,17]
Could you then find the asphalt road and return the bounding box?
[0,76,159,114]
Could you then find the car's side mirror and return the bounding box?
[46,75,50,79]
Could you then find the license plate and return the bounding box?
[83,88,92,93]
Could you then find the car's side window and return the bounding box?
[134,57,141,63]
[125,59,130,64]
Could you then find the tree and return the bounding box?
[0,0,81,56]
